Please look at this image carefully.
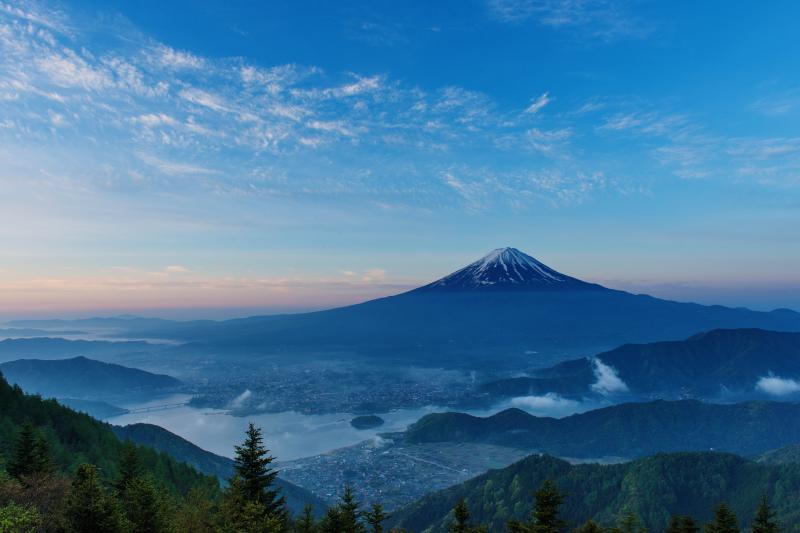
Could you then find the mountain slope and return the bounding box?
[404,400,800,458]
[389,453,800,532]
[128,248,800,368]
[416,247,601,291]
[0,356,181,401]
[112,423,327,515]
[481,328,800,400]
[0,372,217,497]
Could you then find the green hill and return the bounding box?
[389,452,800,532]
[405,400,800,458]
[0,371,216,497]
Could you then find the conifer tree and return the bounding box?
[338,485,366,533]
[121,475,171,533]
[115,442,143,496]
[364,502,388,533]
[232,423,286,518]
[63,464,125,533]
[705,503,739,533]
[508,480,566,533]
[614,511,646,533]
[174,487,216,533]
[571,519,604,533]
[751,496,779,533]
[667,516,699,533]
[449,499,474,533]
[295,504,317,533]
[7,422,53,480]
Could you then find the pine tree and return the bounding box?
[571,519,604,533]
[508,480,566,533]
[338,485,366,533]
[364,503,388,533]
[667,516,699,533]
[63,464,125,533]
[7,422,53,480]
[232,423,286,518]
[705,503,739,533]
[121,475,171,533]
[174,487,216,533]
[115,442,143,496]
[320,505,343,533]
[295,504,317,533]
[751,496,779,533]
[614,511,646,533]
[450,498,475,533]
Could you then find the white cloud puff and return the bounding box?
[590,358,629,394]
[756,375,800,396]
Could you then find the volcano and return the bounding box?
[133,248,800,368]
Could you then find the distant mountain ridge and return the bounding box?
[0,337,157,363]
[404,400,800,458]
[12,248,800,369]
[481,328,800,401]
[0,356,181,401]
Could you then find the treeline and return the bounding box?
[0,374,217,496]
[440,480,782,533]
[0,420,386,533]
[1,420,788,533]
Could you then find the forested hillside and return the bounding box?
[0,373,215,496]
[389,452,800,532]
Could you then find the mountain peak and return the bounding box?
[420,247,599,291]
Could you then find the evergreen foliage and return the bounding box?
[571,520,604,533]
[750,497,779,533]
[295,504,317,533]
[667,516,699,533]
[364,502,388,533]
[6,421,53,480]
[233,422,286,518]
[0,373,218,497]
[704,504,739,533]
[508,480,566,533]
[63,464,125,533]
[448,498,485,533]
[613,511,646,533]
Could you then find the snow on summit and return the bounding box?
[421,247,597,290]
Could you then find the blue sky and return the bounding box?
[1,0,800,317]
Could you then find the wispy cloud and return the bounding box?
[752,89,800,116]
[487,0,649,40]
[137,153,217,176]
[525,92,551,114]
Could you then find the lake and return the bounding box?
[108,393,605,461]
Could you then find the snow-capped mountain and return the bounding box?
[420,247,599,290]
